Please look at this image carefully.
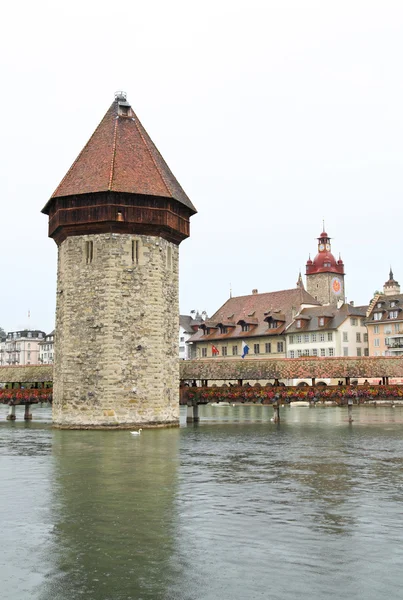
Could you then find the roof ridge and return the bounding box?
[133,117,172,198]
[108,117,119,190]
[230,287,308,300]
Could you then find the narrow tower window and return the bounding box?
[85,241,93,264]
[167,246,172,270]
[132,240,139,265]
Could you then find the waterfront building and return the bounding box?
[0,337,6,366]
[188,287,320,359]
[286,303,368,358]
[38,331,55,364]
[306,228,345,305]
[366,270,403,356]
[0,330,45,365]
[179,314,205,360]
[42,92,196,428]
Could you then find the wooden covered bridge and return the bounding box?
[1,357,402,420]
[0,366,53,420]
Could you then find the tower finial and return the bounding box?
[322,218,325,232]
[390,265,394,280]
[229,283,232,298]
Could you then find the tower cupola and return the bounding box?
[383,268,400,295]
[305,230,344,276]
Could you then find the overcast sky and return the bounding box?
[1,0,402,333]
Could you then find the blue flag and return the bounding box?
[241,341,249,358]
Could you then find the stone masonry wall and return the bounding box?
[306,272,345,305]
[53,233,179,428]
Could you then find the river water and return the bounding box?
[1,403,403,600]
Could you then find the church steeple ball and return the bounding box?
[383,267,400,295]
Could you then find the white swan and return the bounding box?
[130,429,142,435]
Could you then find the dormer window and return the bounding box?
[220,326,228,334]
[391,301,396,307]
[389,310,398,319]
[241,323,249,332]
[319,317,325,326]
[296,320,301,329]
[374,312,382,321]
[377,303,382,308]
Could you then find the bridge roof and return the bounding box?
[0,365,53,383]
[180,356,403,380]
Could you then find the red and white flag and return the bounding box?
[212,345,219,356]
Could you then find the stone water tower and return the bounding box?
[42,93,197,428]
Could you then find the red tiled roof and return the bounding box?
[188,287,320,343]
[43,94,196,214]
[287,303,367,333]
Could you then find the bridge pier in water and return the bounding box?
[186,402,199,423]
[24,404,33,420]
[7,405,16,420]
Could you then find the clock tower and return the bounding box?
[306,229,345,305]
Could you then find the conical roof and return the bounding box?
[42,93,196,214]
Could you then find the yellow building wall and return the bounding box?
[193,336,286,359]
[367,321,403,356]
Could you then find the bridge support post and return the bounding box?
[7,405,16,421]
[311,378,316,387]
[348,397,353,423]
[272,402,280,424]
[238,379,243,386]
[24,404,33,420]
[186,402,199,423]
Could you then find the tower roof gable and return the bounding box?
[42,94,196,214]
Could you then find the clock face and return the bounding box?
[332,277,342,295]
[325,243,331,251]
[319,244,325,251]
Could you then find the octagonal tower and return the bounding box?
[42,93,196,428]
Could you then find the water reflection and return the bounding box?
[39,429,181,600]
[1,405,403,600]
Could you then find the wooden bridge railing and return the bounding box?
[180,384,403,406]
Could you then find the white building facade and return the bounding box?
[179,315,205,360]
[0,330,46,366]
[286,305,369,359]
[38,331,55,364]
